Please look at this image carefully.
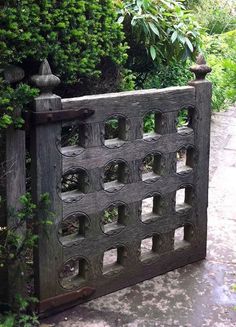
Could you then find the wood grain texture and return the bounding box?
[61,87,195,122]
[0,126,26,303]
[31,95,63,300]
[62,129,194,172]
[188,79,212,257]
[31,80,211,315]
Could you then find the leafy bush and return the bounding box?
[116,0,202,87]
[203,30,236,111]
[0,0,127,83]
[143,59,192,89]
[0,79,38,129]
[192,0,236,35]
[0,193,53,327]
[0,0,128,128]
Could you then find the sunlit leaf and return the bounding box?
[185,38,194,52]
[150,46,156,60]
[171,30,178,43]
[149,22,160,36]
[117,16,124,24]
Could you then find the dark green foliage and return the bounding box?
[0,0,128,129]
[0,193,53,326]
[103,207,119,224]
[105,118,119,139]
[0,0,127,83]
[0,79,38,129]
[143,60,192,89]
[143,113,155,133]
[117,0,202,87]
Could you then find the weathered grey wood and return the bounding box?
[0,126,26,303]
[188,81,212,256]
[30,60,63,300]
[62,129,194,172]
[61,86,195,122]
[62,170,194,216]
[30,56,211,316]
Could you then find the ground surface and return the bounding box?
[42,108,236,327]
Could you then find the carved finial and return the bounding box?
[190,54,212,80]
[31,59,60,94]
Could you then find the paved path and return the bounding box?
[43,108,236,327]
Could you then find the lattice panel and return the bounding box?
[31,79,211,316]
[57,88,200,295]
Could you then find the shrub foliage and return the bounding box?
[0,0,127,82]
[116,0,202,86]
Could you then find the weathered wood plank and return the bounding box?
[61,86,195,122]
[62,129,194,172]
[0,126,26,303]
[62,173,194,217]
[62,210,194,256]
[30,60,63,300]
[189,79,212,257]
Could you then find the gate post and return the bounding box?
[189,54,212,257]
[30,60,63,301]
[0,96,26,304]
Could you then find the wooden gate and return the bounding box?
[29,56,212,316]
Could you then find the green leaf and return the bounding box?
[150,46,156,60]
[117,16,124,24]
[171,31,178,43]
[177,34,186,44]
[185,38,194,52]
[148,22,159,36]
[143,0,149,10]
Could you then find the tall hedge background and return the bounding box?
[0,0,236,129]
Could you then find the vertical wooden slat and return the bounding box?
[0,126,26,303]
[30,60,63,300]
[189,55,212,256]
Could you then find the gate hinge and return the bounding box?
[22,108,94,130]
[39,287,96,314]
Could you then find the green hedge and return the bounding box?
[0,0,127,83]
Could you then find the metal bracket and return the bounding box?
[23,108,94,130]
[39,287,96,314]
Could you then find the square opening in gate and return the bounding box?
[103,247,125,275]
[142,153,162,182]
[61,124,82,148]
[177,107,193,135]
[101,204,126,235]
[103,161,128,192]
[143,111,163,139]
[59,258,87,289]
[58,213,87,245]
[141,195,162,222]
[175,187,193,213]
[140,234,160,261]
[104,116,127,147]
[61,168,89,196]
[174,225,192,250]
[176,147,194,174]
